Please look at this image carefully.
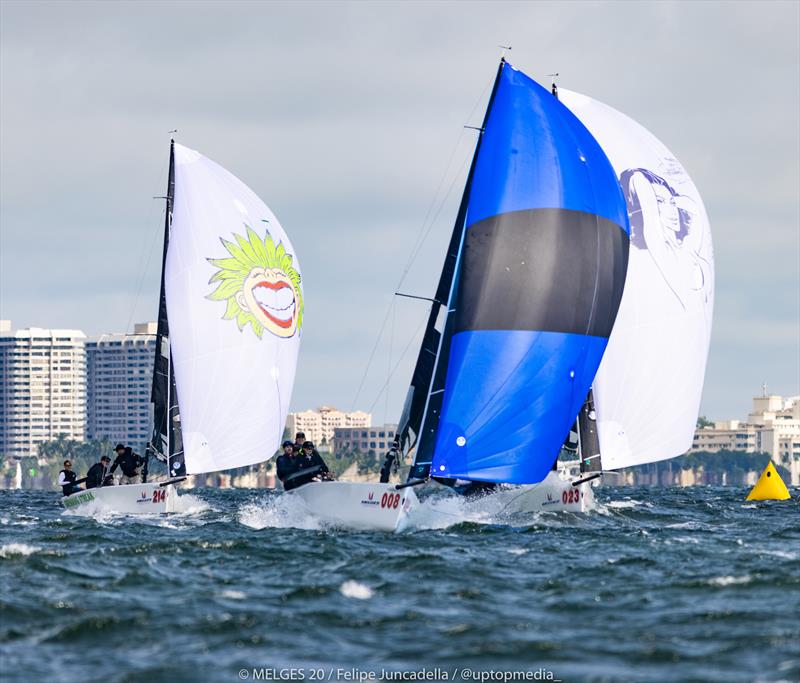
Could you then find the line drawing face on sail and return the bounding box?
[620,167,712,312]
[207,223,304,339]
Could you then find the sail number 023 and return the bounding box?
[380,492,401,509]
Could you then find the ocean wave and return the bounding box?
[340,580,374,599]
[0,542,41,558]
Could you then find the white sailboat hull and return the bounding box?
[61,483,179,514]
[287,471,592,532]
[478,471,595,515]
[288,481,419,532]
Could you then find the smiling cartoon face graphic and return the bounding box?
[207,224,303,339]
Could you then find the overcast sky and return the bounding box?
[1,0,798,423]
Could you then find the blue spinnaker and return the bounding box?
[430,63,630,485]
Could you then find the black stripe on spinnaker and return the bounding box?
[456,208,629,338]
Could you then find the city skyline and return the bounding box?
[1,1,798,423]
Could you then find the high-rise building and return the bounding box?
[286,406,371,447]
[86,322,157,452]
[0,321,87,458]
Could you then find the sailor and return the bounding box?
[275,440,299,490]
[289,441,334,488]
[110,444,143,485]
[86,455,113,489]
[293,432,306,451]
[57,460,82,496]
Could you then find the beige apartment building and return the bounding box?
[692,390,800,484]
[286,406,371,448]
[0,321,87,458]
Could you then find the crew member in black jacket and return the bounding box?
[85,455,112,489]
[285,441,333,489]
[110,444,143,485]
[57,460,82,496]
[276,440,299,491]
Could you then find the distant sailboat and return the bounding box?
[63,141,303,513]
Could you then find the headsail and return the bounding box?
[560,89,714,470]
[429,63,630,485]
[165,144,303,475]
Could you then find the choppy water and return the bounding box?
[1,486,798,683]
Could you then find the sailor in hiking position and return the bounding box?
[276,440,299,491]
[85,455,113,489]
[283,441,334,490]
[109,444,143,485]
[58,460,83,496]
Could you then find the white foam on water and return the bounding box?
[506,548,528,556]
[757,549,798,560]
[0,543,41,558]
[606,499,644,509]
[405,493,498,531]
[62,498,119,523]
[170,492,212,515]
[708,575,753,586]
[339,580,374,599]
[238,494,322,531]
[219,589,246,600]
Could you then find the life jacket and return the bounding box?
[59,468,77,496]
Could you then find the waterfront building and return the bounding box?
[333,424,397,455]
[286,407,371,447]
[86,322,157,452]
[692,389,800,484]
[0,321,87,458]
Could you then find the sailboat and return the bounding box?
[289,59,632,529]
[62,141,303,513]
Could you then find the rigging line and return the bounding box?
[393,74,496,294]
[384,299,395,425]
[350,74,495,412]
[366,314,428,415]
[350,148,473,411]
[349,143,470,411]
[124,153,170,334]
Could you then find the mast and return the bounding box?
[402,59,507,482]
[149,140,185,479]
[578,389,602,473]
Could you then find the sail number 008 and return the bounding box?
[380,492,401,509]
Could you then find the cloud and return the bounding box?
[1,0,798,422]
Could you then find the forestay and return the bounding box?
[560,89,714,470]
[166,144,303,474]
[429,64,630,485]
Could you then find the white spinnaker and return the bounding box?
[166,144,302,474]
[560,90,714,470]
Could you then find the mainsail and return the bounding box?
[560,89,714,470]
[164,144,303,475]
[150,141,185,478]
[407,61,630,485]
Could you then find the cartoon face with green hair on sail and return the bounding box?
[207,223,303,339]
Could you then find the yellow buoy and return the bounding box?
[746,461,791,501]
